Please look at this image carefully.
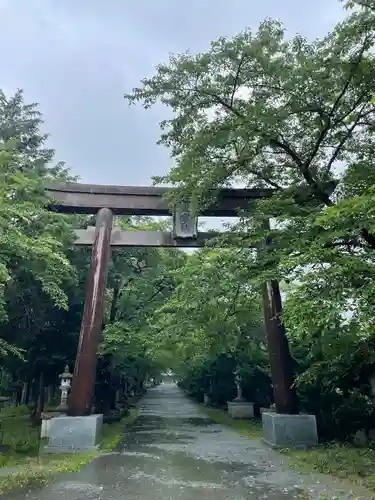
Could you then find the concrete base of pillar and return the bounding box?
[43,414,103,453]
[41,418,52,438]
[203,394,211,406]
[41,411,65,438]
[227,400,254,419]
[262,412,318,449]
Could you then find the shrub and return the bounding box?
[0,405,39,454]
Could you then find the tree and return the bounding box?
[152,249,264,361]
[343,0,375,11]
[124,3,375,436]
[0,90,95,422]
[0,90,77,361]
[125,6,375,247]
[124,4,375,320]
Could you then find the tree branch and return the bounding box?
[268,138,304,167]
[232,142,283,189]
[325,113,363,174]
[223,283,241,321]
[305,37,370,169]
[230,53,247,107]
[330,37,370,118]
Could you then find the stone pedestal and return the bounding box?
[41,418,52,438]
[262,412,318,449]
[203,394,211,406]
[43,414,103,453]
[0,397,10,409]
[227,400,254,419]
[41,411,65,438]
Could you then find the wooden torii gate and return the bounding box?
[46,182,296,417]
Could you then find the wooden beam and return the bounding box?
[46,182,274,217]
[74,228,222,248]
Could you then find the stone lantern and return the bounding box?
[227,365,254,419]
[56,364,73,412]
[234,369,244,401]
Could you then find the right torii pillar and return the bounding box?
[262,279,297,415]
[261,239,318,448]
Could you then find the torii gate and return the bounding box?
[46,182,296,418]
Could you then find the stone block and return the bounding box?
[0,397,10,409]
[262,412,318,449]
[43,414,103,453]
[227,401,254,419]
[353,430,368,447]
[203,394,211,406]
[41,412,65,438]
[41,419,51,438]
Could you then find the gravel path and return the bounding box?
[4,383,373,499]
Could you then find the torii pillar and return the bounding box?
[68,208,113,416]
[260,221,317,448]
[262,279,297,414]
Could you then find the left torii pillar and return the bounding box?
[68,208,113,416]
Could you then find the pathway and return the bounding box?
[5,383,372,499]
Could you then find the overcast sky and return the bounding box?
[0,0,345,188]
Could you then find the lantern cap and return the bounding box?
[59,364,73,379]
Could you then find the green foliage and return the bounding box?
[149,248,266,370]
[126,8,375,215]
[178,350,273,410]
[343,0,375,11]
[0,90,82,374]
[100,231,187,384]
[178,357,235,404]
[0,90,91,408]
[125,3,375,294]
[0,405,39,462]
[282,442,375,493]
[0,90,75,318]
[0,470,51,497]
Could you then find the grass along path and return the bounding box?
[204,405,375,496]
[0,407,139,496]
[279,444,375,494]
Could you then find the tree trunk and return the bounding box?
[21,378,32,405]
[109,374,119,410]
[46,385,54,405]
[109,283,120,323]
[15,385,22,405]
[34,372,45,422]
